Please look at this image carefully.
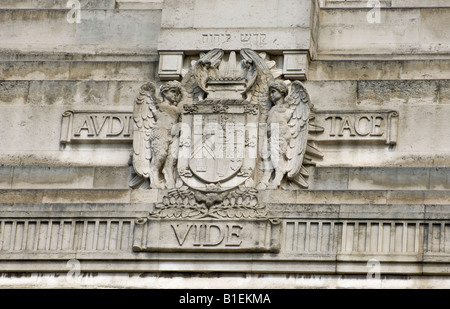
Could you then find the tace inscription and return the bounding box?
[312,110,398,145]
[133,219,281,253]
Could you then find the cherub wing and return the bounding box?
[240,48,275,119]
[194,48,224,94]
[285,81,311,188]
[132,82,159,179]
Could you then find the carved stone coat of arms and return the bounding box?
[130,48,323,252]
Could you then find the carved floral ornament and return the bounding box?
[130,48,323,219]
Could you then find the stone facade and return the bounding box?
[0,0,450,289]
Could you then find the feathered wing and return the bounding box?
[240,49,274,117]
[131,82,159,183]
[239,49,275,186]
[180,49,224,104]
[285,81,311,188]
[194,48,224,94]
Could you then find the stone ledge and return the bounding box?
[0,0,116,9]
[0,61,155,81]
[0,0,164,10]
[309,59,450,80]
[0,53,159,62]
[318,7,450,60]
[0,259,449,276]
[0,189,449,206]
[311,166,450,191]
[0,9,161,55]
[0,272,448,289]
[323,0,450,9]
[0,80,142,107]
[0,213,450,275]
[2,166,449,191]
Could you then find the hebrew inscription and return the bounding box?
[199,32,268,48]
[202,33,232,44]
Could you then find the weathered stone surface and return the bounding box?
[0,9,161,54]
[42,189,131,204]
[305,80,357,108]
[0,106,64,151]
[308,167,349,190]
[0,81,29,105]
[339,204,425,220]
[11,166,94,189]
[348,167,431,190]
[429,167,450,190]
[309,60,450,81]
[324,0,450,8]
[0,61,155,82]
[116,0,164,10]
[0,189,43,203]
[93,167,131,189]
[130,189,159,204]
[0,0,116,9]
[318,7,450,58]
[27,81,141,106]
[161,0,311,28]
[0,167,12,189]
[386,190,426,204]
[159,0,312,51]
[357,80,439,106]
[424,191,450,205]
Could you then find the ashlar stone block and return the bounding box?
[11,166,94,189]
[348,167,430,190]
[0,167,12,189]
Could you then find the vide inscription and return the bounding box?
[133,219,280,253]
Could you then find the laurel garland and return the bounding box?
[149,186,266,219]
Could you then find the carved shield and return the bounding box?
[178,100,259,192]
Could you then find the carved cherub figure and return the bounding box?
[131,81,185,189]
[257,80,311,189]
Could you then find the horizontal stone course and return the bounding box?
[0,189,447,208]
[323,0,450,8]
[0,0,116,9]
[309,60,450,81]
[0,80,145,107]
[318,7,450,59]
[0,9,161,54]
[0,207,449,275]
[0,167,12,189]
[2,166,449,191]
[348,167,431,190]
[0,61,155,81]
[11,166,94,189]
[0,188,449,275]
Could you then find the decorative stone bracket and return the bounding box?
[158,51,184,81]
[282,51,309,80]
